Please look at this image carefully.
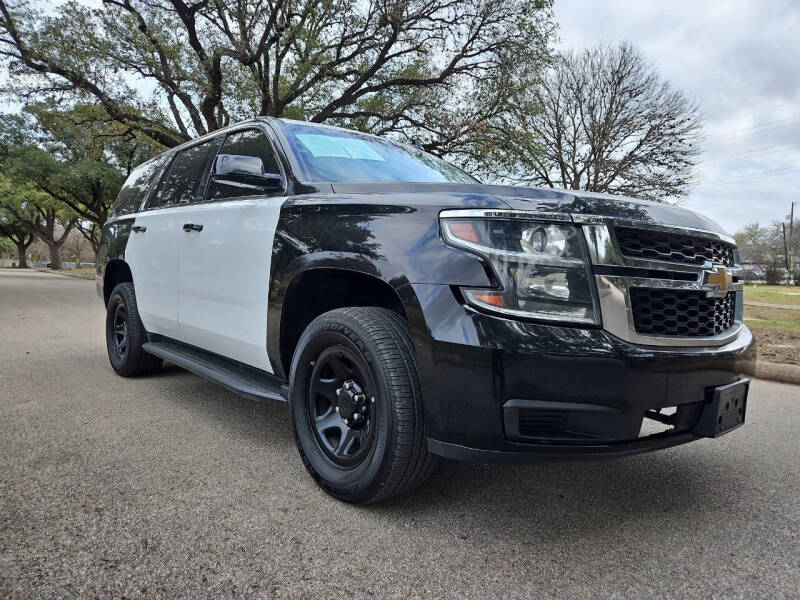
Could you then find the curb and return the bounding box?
[35,268,95,280]
[739,361,800,386]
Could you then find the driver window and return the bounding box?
[206,129,282,201]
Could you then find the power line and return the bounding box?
[703,114,800,139]
[702,116,800,145]
[694,166,800,186]
[701,140,800,165]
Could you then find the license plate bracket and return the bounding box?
[694,379,749,438]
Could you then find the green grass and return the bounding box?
[744,306,800,330]
[743,304,800,364]
[742,284,800,306]
[67,267,96,276]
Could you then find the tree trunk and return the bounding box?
[16,244,29,269]
[47,242,63,269]
[75,255,82,269]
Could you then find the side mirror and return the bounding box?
[212,154,282,190]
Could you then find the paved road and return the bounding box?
[1,269,798,599]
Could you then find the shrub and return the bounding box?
[765,266,783,285]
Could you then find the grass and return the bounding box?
[742,284,800,306]
[744,305,800,330]
[743,303,800,365]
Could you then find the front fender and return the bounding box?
[270,197,492,287]
[266,197,493,375]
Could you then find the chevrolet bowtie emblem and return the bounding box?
[703,266,732,296]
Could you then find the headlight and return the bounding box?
[440,215,599,324]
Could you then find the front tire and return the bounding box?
[105,282,162,377]
[289,307,436,503]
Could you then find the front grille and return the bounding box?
[518,409,568,437]
[615,227,734,267]
[630,288,736,337]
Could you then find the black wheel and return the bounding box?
[289,307,437,504]
[105,282,162,377]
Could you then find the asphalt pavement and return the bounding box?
[1,269,798,599]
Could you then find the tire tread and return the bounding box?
[106,282,162,377]
[290,307,436,503]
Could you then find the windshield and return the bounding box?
[279,121,477,184]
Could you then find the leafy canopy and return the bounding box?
[0,0,555,177]
[0,104,163,251]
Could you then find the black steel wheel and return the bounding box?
[289,307,437,504]
[307,346,377,466]
[111,302,129,360]
[105,282,162,377]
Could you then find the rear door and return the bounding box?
[125,139,218,338]
[176,127,286,372]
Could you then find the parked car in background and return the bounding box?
[739,265,765,283]
[97,118,754,503]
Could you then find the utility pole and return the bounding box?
[790,202,797,275]
[782,222,790,283]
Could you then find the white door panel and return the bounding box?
[124,210,181,337]
[176,197,283,371]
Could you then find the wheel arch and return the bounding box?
[103,259,134,306]
[269,254,424,379]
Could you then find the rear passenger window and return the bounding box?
[111,154,170,217]
[150,140,215,208]
[206,129,281,201]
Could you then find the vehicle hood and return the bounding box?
[329,182,729,236]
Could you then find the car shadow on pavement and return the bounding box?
[149,366,753,547]
[374,449,750,545]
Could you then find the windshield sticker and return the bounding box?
[337,138,385,161]
[295,133,385,161]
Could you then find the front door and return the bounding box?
[176,128,285,372]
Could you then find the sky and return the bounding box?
[554,0,800,234]
[3,1,798,235]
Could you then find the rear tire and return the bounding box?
[105,282,162,377]
[289,307,437,503]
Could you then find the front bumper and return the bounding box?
[409,284,755,463]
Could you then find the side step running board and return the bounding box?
[142,340,287,403]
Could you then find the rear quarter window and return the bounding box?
[111,154,170,217]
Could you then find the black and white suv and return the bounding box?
[98,117,753,503]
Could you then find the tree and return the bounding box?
[0,233,15,256]
[0,176,36,267]
[0,216,34,267]
[27,104,160,257]
[734,221,799,271]
[63,225,93,268]
[0,174,78,269]
[734,222,771,266]
[501,41,701,201]
[0,0,555,170]
[0,105,160,259]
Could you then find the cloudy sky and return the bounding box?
[4,1,797,235]
[554,0,800,234]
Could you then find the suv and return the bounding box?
[98,118,753,503]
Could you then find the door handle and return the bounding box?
[183,223,203,232]
[132,225,146,233]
